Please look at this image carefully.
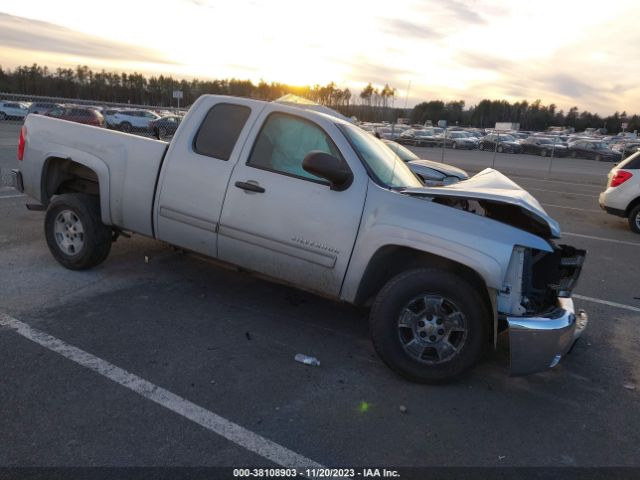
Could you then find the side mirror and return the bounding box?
[303,151,353,191]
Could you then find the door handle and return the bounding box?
[234,181,265,193]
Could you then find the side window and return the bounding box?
[48,108,63,117]
[193,103,251,161]
[246,112,343,182]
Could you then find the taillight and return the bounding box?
[17,125,26,160]
[610,170,633,187]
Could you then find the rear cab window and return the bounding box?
[193,103,251,161]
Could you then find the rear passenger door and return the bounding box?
[154,98,265,257]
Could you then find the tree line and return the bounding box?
[412,99,640,133]
[1,63,637,132]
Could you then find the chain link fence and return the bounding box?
[0,92,187,140]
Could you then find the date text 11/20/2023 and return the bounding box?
[232,468,400,477]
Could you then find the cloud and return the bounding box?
[440,0,486,25]
[0,12,176,65]
[381,19,443,40]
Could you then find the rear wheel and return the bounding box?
[120,122,132,133]
[571,151,577,158]
[595,154,602,162]
[45,194,112,270]
[540,148,548,157]
[497,145,503,153]
[370,269,489,383]
[452,142,458,149]
[0,112,6,121]
[629,204,640,234]
[158,126,167,137]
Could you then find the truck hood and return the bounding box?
[402,168,561,239]
[408,159,469,179]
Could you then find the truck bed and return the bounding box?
[21,115,168,237]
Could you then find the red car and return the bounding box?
[45,106,105,127]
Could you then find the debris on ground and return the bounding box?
[294,353,320,366]
[245,331,252,340]
[144,255,149,264]
[623,383,636,391]
[399,405,408,414]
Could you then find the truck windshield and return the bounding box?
[338,123,422,189]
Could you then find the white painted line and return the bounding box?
[573,295,640,313]
[0,313,325,469]
[526,187,597,198]
[562,232,640,247]
[541,203,601,213]
[0,194,25,199]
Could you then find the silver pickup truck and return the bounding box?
[12,94,587,382]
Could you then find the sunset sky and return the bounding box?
[1,0,639,114]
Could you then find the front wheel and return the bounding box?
[120,122,132,133]
[45,194,112,270]
[0,112,6,121]
[628,204,640,234]
[370,269,489,383]
[497,145,503,153]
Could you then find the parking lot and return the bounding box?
[1,120,639,471]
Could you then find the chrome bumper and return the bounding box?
[508,297,588,376]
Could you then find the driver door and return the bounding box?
[218,108,368,297]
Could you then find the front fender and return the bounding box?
[340,182,553,303]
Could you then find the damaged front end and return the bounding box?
[499,244,588,375]
[402,169,588,375]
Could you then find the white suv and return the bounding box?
[0,101,29,120]
[599,151,640,233]
[111,109,160,132]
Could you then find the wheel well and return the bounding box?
[43,157,100,202]
[626,196,640,216]
[354,245,492,311]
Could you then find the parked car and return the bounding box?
[479,134,522,153]
[13,95,588,382]
[599,151,640,233]
[567,140,621,162]
[149,115,183,138]
[611,141,640,159]
[443,131,477,150]
[519,137,568,157]
[0,101,29,120]
[382,140,469,185]
[103,109,121,129]
[397,129,440,147]
[28,102,62,115]
[111,109,160,132]
[44,106,105,127]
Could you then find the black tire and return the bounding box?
[452,142,458,149]
[370,269,489,383]
[540,149,547,157]
[628,204,640,234]
[497,145,503,153]
[0,112,6,121]
[570,151,577,158]
[595,154,602,162]
[45,194,112,270]
[158,126,167,137]
[120,122,132,133]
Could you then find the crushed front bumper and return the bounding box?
[508,297,588,376]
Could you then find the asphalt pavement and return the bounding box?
[1,121,639,471]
